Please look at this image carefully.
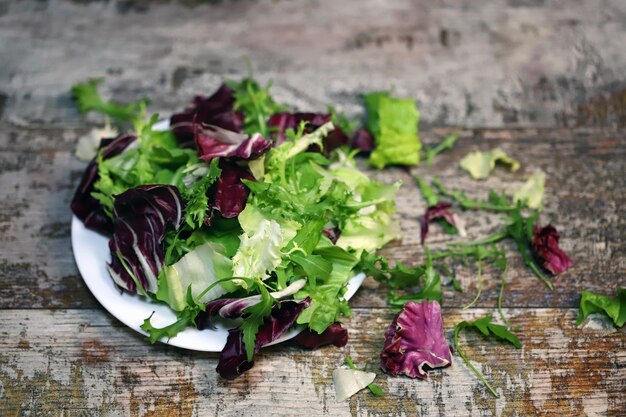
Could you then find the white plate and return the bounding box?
[71,119,365,352]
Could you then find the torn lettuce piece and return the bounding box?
[365,92,421,169]
[336,211,400,253]
[380,300,451,378]
[333,368,377,402]
[156,242,233,311]
[513,172,545,210]
[460,148,520,179]
[231,204,299,284]
[576,288,626,328]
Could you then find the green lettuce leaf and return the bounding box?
[157,242,233,311]
[576,288,626,327]
[365,92,421,169]
[459,148,520,180]
[512,172,545,210]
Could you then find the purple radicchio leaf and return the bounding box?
[531,225,573,275]
[380,300,452,379]
[267,112,349,154]
[420,202,457,245]
[170,83,243,148]
[216,297,311,380]
[294,322,348,349]
[195,123,271,162]
[107,185,183,294]
[197,279,308,330]
[351,127,375,153]
[70,133,137,234]
[213,160,254,219]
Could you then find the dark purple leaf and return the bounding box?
[70,133,137,234]
[294,322,348,349]
[531,225,573,275]
[267,112,348,154]
[420,202,457,244]
[170,84,243,148]
[351,128,375,153]
[196,296,261,330]
[213,160,254,219]
[380,300,452,379]
[322,227,341,244]
[195,124,271,162]
[217,298,311,379]
[107,185,183,294]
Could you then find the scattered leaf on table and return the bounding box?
[460,148,520,179]
[576,288,626,327]
[513,172,545,209]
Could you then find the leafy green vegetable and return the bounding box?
[241,284,274,361]
[576,288,626,327]
[512,172,545,210]
[157,242,233,311]
[387,248,442,310]
[432,178,515,212]
[447,206,553,289]
[344,357,385,397]
[414,176,439,207]
[141,287,204,343]
[459,148,520,180]
[454,315,522,397]
[91,115,197,216]
[423,134,459,165]
[227,77,284,137]
[181,159,222,229]
[71,78,147,124]
[364,92,421,169]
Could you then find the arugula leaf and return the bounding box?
[423,134,459,165]
[365,92,421,169]
[344,357,385,397]
[431,178,515,212]
[576,288,626,327]
[387,248,442,310]
[414,176,439,207]
[227,76,284,138]
[141,287,203,343]
[240,284,274,361]
[71,78,147,124]
[454,315,522,397]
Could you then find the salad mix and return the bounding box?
[70,72,622,400]
[71,77,403,379]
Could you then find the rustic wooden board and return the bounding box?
[0,308,624,417]
[0,126,624,310]
[1,0,626,128]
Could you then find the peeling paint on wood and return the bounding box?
[0,309,623,416]
[1,0,626,127]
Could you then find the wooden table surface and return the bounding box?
[1,1,625,416]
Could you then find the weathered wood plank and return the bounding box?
[0,308,624,416]
[0,126,624,309]
[1,0,626,128]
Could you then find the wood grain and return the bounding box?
[1,1,626,415]
[0,308,624,416]
[1,0,626,128]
